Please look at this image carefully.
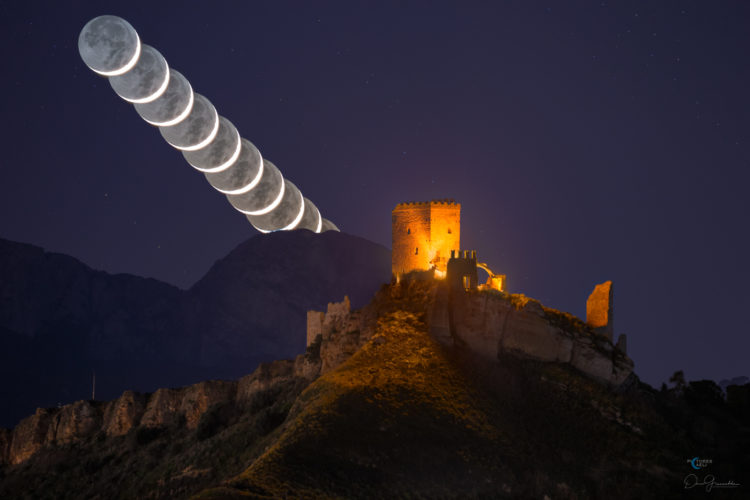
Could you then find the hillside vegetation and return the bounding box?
[197,281,749,499]
[1,280,747,499]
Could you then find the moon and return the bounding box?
[320,218,339,232]
[247,179,304,232]
[159,94,218,150]
[182,116,240,172]
[78,16,140,76]
[204,139,263,194]
[134,69,193,126]
[79,15,339,234]
[109,45,169,103]
[226,159,284,215]
[296,198,322,232]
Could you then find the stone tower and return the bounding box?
[586,280,613,340]
[391,200,460,277]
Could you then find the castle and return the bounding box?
[390,200,617,342]
[391,199,506,292]
[305,199,629,385]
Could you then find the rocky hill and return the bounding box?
[0,231,391,428]
[1,277,748,499]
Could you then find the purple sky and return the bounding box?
[1,1,748,386]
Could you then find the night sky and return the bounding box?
[1,2,748,387]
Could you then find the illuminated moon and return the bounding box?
[226,160,283,215]
[109,45,168,103]
[182,116,240,172]
[320,219,339,232]
[79,15,339,234]
[134,70,193,126]
[78,16,140,76]
[159,93,218,150]
[295,198,322,232]
[247,179,304,232]
[204,139,263,194]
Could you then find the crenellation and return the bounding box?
[394,199,457,209]
[447,249,479,291]
[392,200,460,277]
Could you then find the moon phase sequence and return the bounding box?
[78,15,335,234]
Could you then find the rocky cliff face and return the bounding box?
[430,284,633,385]
[0,231,391,428]
[1,273,634,467]
[307,277,633,386]
[0,352,323,467]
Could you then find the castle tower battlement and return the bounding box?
[391,200,460,277]
[447,249,479,291]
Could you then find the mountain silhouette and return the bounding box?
[0,231,390,427]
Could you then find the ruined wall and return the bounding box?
[431,288,633,386]
[587,281,613,340]
[391,200,460,276]
[304,295,374,374]
[306,311,325,347]
[447,251,478,291]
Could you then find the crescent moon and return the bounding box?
[281,191,306,230]
[97,37,140,76]
[134,69,194,126]
[182,116,241,172]
[248,178,285,216]
[179,107,219,151]
[292,197,321,232]
[226,159,284,215]
[204,139,263,194]
[247,179,304,232]
[78,16,141,76]
[320,218,339,232]
[690,457,700,470]
[158,94,218,150]
[109,44,169,103]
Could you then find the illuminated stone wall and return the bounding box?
[391,200,460,277]
[586,281,613,340]
[428,203,461,272]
